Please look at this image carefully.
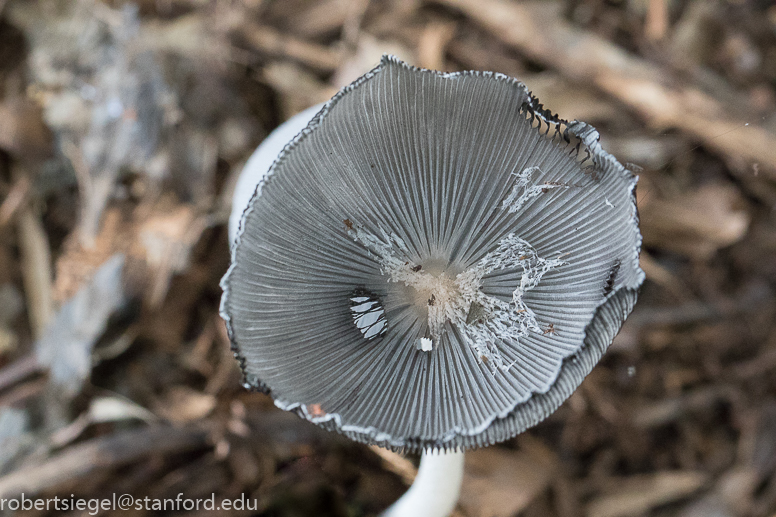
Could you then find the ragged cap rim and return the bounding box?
[220,55,644,452]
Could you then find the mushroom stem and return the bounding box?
[382,449,465,517]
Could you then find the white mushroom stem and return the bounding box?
[382,449,465,517]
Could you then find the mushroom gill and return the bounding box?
[221,56,644,451]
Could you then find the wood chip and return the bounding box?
[639,183,750,260]
[417,21,456,71]
[153,386,218,423]
[0,99,53,159]
[458,438,557,517]
[586,471,708,517]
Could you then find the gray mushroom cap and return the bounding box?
[221,56,644,452]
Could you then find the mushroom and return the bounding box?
[222,56,644,516]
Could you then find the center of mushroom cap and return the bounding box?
[348,222,566,366]
[397,259,464,346]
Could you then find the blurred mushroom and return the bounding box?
[222,56,643,516]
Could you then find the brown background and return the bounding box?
[0,0,775,516]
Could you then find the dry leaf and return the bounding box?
[458,440,557,517]
[639,183,749,260]
[139,203,208,306]
[153,386,217,423]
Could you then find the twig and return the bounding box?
[645,0,669,42]
[342,0,371,48]
[0,377,47,407]
[638,251,690,301]
[625,282,771,328]
[61,139,109,248]
[16,204,53,339]
[369,445,417,486]
[418,21,457,71]
[293,0,355,38]
[237,23,341,72]
[204,318,241,395]
[0,175,30,228]
[585,470,708,517]
[0,425,211,498]
[0,353,42,393]
[729,341,776,381]
[633,385,742,428]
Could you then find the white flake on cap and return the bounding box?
[502,166,572,214]
[350,293,387,339]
